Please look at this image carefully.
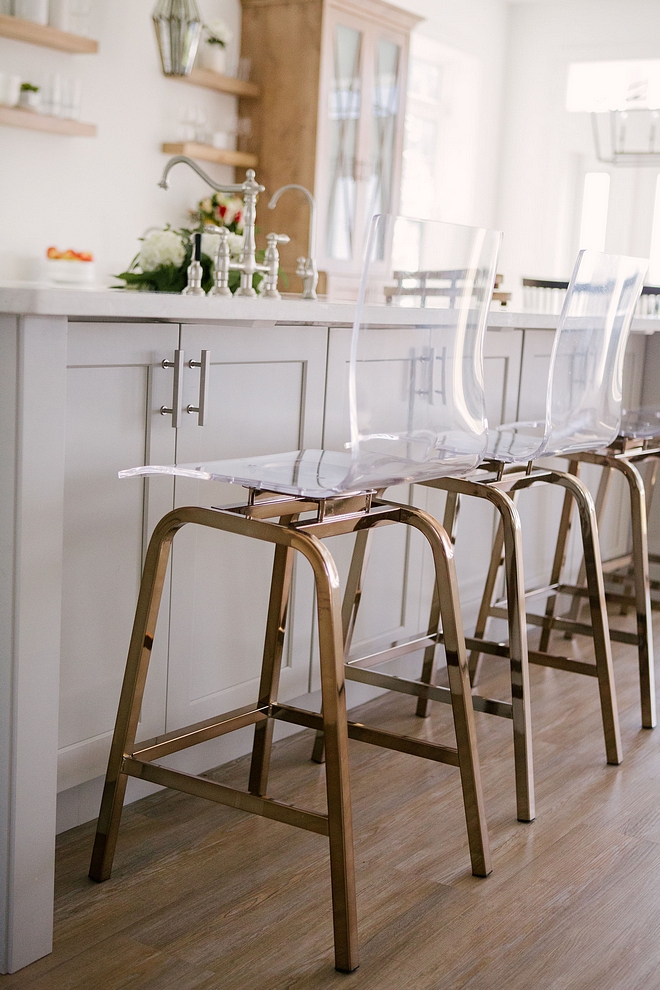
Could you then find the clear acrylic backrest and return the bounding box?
[540,249,648,458]
[343,214,502,490]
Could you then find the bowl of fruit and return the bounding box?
[45,247,95,284]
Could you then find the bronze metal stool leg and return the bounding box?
[515,471,623,765]
[311,527,373,765]
[249,531,296,796]
[537,460,581,648]
[561,463,611,632]
[89,511,182,882]
[416,491,460,717]
[608,459,656,728]
[400,506,491,876]
[424,481,534,823]
[299,532,359,972]
[468,515,505,682]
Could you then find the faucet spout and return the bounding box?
[158,155,247,195]
[268,184,318,298]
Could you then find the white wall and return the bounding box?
[0,0,241,283]
[398,0,509,230]
[498,0,660,299]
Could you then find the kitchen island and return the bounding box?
[1,283,659,973]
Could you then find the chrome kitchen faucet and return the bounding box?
[159,156,288,298]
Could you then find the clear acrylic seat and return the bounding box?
[122,216,498,495]
[90,214,501,973]
[620,406,660,440]
[487,250,648,464]
[466,249,651,761]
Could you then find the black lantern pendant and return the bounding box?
[153,0,203,76]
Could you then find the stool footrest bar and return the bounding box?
[272,704,461,765]
[122,757,329,835]
[344,664,513,720]
[131,704,269,762]
[346,633,437,668]
[489,606,639,645]
[527,650,599,676]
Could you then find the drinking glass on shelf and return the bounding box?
[70,0,91,36]
[14,0,49,24]
[194,107,210,145]
[236,116,252,150]
[61,77,82,120]
[49,0,72,32]
[43,75,63,116]
[236,57,252,83]
[176,106,197,142]
[0,74,21,107]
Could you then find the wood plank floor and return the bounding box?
[5,615,660,990]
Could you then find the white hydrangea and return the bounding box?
[138,230,186,272]
[227,233,244,258]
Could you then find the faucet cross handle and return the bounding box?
[206,227,233,297]
[296,256,319,301]
[262,233,290,299]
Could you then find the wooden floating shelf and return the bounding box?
[0,106,96,136]
[0,13,98,53]
[171,67,259,99]
[162,142,258,168]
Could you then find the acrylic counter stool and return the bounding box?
[458,250,648,768]
[330,250,648,819]
[88,214,502,973]
[543,405,660,730]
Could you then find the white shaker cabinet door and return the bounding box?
[166,325,327,755]
[59,322,178,793]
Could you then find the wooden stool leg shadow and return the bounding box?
[89,507,359,974]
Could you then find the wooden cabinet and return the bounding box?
[239,0,421,297]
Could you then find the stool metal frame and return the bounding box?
[541,433,660,729]
[313,474,536,823]
[463,251,648,763]
[89,490,491,973]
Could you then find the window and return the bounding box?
[578,173,610,252]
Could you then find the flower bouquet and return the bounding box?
[115,192,268,294]
[115,228,214,293]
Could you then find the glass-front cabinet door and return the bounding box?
[317,3,409,291]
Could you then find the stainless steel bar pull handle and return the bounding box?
[160,349,185,428]
[187,350,210,426]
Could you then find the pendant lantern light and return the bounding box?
[153,0,203,76]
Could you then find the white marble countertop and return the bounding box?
[1,281,659,332]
